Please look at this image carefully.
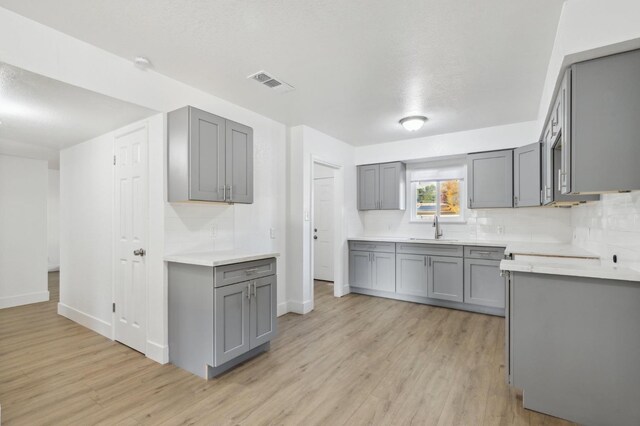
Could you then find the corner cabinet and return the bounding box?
[467,150,513,208]
[168,106,253,203]
[357,162,406,211]
[168,258,276,379]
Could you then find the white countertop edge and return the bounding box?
[500,259,640,283]
[347,236,508,247]
[164,251,280,267]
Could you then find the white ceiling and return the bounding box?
[0,62,156,168]
[0,0,564,146]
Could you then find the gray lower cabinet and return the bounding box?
[464,258,505,308]
[507,271,640,425]
[168,105,253,204]
[396,254,428,297]
[467,149,514,208]
[168,258,276,379]
[351,241,505,315]
[349,249,396,292]
[357,162,406,211]
[427,256,463,302]
[513,142,541,207]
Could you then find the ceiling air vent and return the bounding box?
[248,70,294,93]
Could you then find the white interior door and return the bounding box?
[114,124,148,353]
[314,177,334,281]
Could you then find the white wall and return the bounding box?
[47,169,60,271]
[0,155,49,308]
[288,125,362,312]
[59,132,114,336]
[355,121,538,165]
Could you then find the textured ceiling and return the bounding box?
[0,62,156,167]
[0,1,563,145]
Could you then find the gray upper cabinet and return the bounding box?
[427,255,464,302]
[226,120,253,204]
[464,258,505,308]
[168,106,253,203]
[357,162,406,210]
[357,164,379,210]
[513,142,541,207]
[214,281,251,366]
[564,48,640,193]
[467,150,513,208]
[250,275,277,348]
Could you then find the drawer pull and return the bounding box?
[474,251,494,256]
[245,268,260,275]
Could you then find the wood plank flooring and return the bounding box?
[0,274,574,425]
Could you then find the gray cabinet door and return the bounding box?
[541,122,554,205]
[349,250,372,288]
[558,70,571,194]
[570,49,640,193]
[379,162,406,210]
[214,281,251,366]
[250,275,276,348]
[464,259,505,308]
[225,120,253,204]
[372,252,395,292]
[396,253,427,297]
[513,142,541,207]
[357,164,379,210]
[467,150,513,208]
[189,108,226,201]
[427,256,463,302]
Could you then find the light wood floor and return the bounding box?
[0,274,574,425]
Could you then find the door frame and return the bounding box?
[111,121,149,352]
[309,156,345,308]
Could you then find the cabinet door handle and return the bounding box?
[246,283,251,299]
[228,185,233,202]
[252,281,257,297]
[469,197,472,208]
[428,257,432,267]
[557,169,562,192]
[475,251,493,256]
[221,185,227,201]
[514,196,518,206]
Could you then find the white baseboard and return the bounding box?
[287,299,314,314]
[146,340,169,364]
[0,291,49,309]
[57,302,112,339]
[277,302,288,317]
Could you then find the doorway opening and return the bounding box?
[310,157,346,310]
[312,162,335,304]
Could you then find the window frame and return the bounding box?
[409,178,466,224]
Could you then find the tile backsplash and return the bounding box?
[572,192,640,267]
[360,207,572,243]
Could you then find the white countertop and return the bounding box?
[164,250,279,267]
[348,236,509,248]
[503,242,599,259]
[500,258,640,282]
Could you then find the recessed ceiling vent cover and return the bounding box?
[248,70,294,93]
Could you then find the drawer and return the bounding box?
[395,242,463,258]
[214,258,276,288]
[464,246,505,261]
[349,241,396,253]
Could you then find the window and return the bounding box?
[410,162,466,223]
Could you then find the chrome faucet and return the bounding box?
[433,215,443,240]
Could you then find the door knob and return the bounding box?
[314,228,317,232]
[313,236,318,240]
[133,248,146,257]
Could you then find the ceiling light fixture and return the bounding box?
[399,115,427,131]
[133,56,151,70]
